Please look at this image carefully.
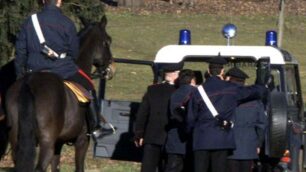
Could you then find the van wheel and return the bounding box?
[268,91,288,158]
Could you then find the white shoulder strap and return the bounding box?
[31,14,45,44]
[31,14,63,58]
[197,85,219,117]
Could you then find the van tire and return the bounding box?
[268,91,288,158]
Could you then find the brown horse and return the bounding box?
[0,15,114,172]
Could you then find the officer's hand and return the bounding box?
[134,138,143,147]
[257,147,261,154]
[215,115,232,131]
[221,120,233,130]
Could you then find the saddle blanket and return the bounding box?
[64,81,93,103]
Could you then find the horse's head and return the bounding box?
[77,16,115,80]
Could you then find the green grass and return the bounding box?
[105,12,306,101]
[2,11,306,172]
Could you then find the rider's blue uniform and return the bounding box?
[15,4,79,79]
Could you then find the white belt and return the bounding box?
[198,85,218,117]
[32,14,66,59]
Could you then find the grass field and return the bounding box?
[105,11,306,101]
[2,9,306,172]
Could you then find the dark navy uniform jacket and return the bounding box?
[187,76,266,151]
[166,84,196,154]
[228,100,268,160]
[15,4,79,79]
[134,82,176,145]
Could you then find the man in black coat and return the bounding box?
[134,62,183,172]
[187,58,267,172]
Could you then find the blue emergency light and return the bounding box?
[222,23,237,39]
[265,30,277,47]
[222,23,237,46]
[179,29,191,45]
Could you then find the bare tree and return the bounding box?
[278,0,285,47]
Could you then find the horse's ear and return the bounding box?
[99,15,107,29]
[79,16,91,27]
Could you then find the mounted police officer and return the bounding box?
[186,57,268,172]
[225,67,268,172]
[134,62,183,172]
[14,0,109,140]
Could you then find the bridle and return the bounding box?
[91,59,113,80]
[91,66,111,79]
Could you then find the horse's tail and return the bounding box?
[15,76,36,172]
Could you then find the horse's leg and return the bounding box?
[9,122,18,165]
[51,142,63,172]
[6,88,19,165]
[75,131,89,172]
[35,140,55,172]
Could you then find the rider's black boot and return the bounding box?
[88,91,115,141]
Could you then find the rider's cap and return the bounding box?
[226,67,249,80]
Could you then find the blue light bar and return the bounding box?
[179,29,191,45]
[265,30,277,47]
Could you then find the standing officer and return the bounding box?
[225,67,268,172]
[165,69,197,172]
[186,57,267,172]
[14,0,107,139]
[134,62,183,172]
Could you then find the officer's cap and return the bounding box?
[226,67,249,80]
[161,62,184,72]
[208,57,228,65]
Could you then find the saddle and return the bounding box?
[64,81,93,103]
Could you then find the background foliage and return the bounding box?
[0,0,105,64]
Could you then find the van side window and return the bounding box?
[285,65,299,106]
[270,69,281,92]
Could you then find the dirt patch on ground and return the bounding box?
[105,0,306,15]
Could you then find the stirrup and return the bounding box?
[92,123,117,140]
[105,122,116,134]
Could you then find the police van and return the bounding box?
[95,24,305,170]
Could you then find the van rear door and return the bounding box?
[94,59,155,162]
